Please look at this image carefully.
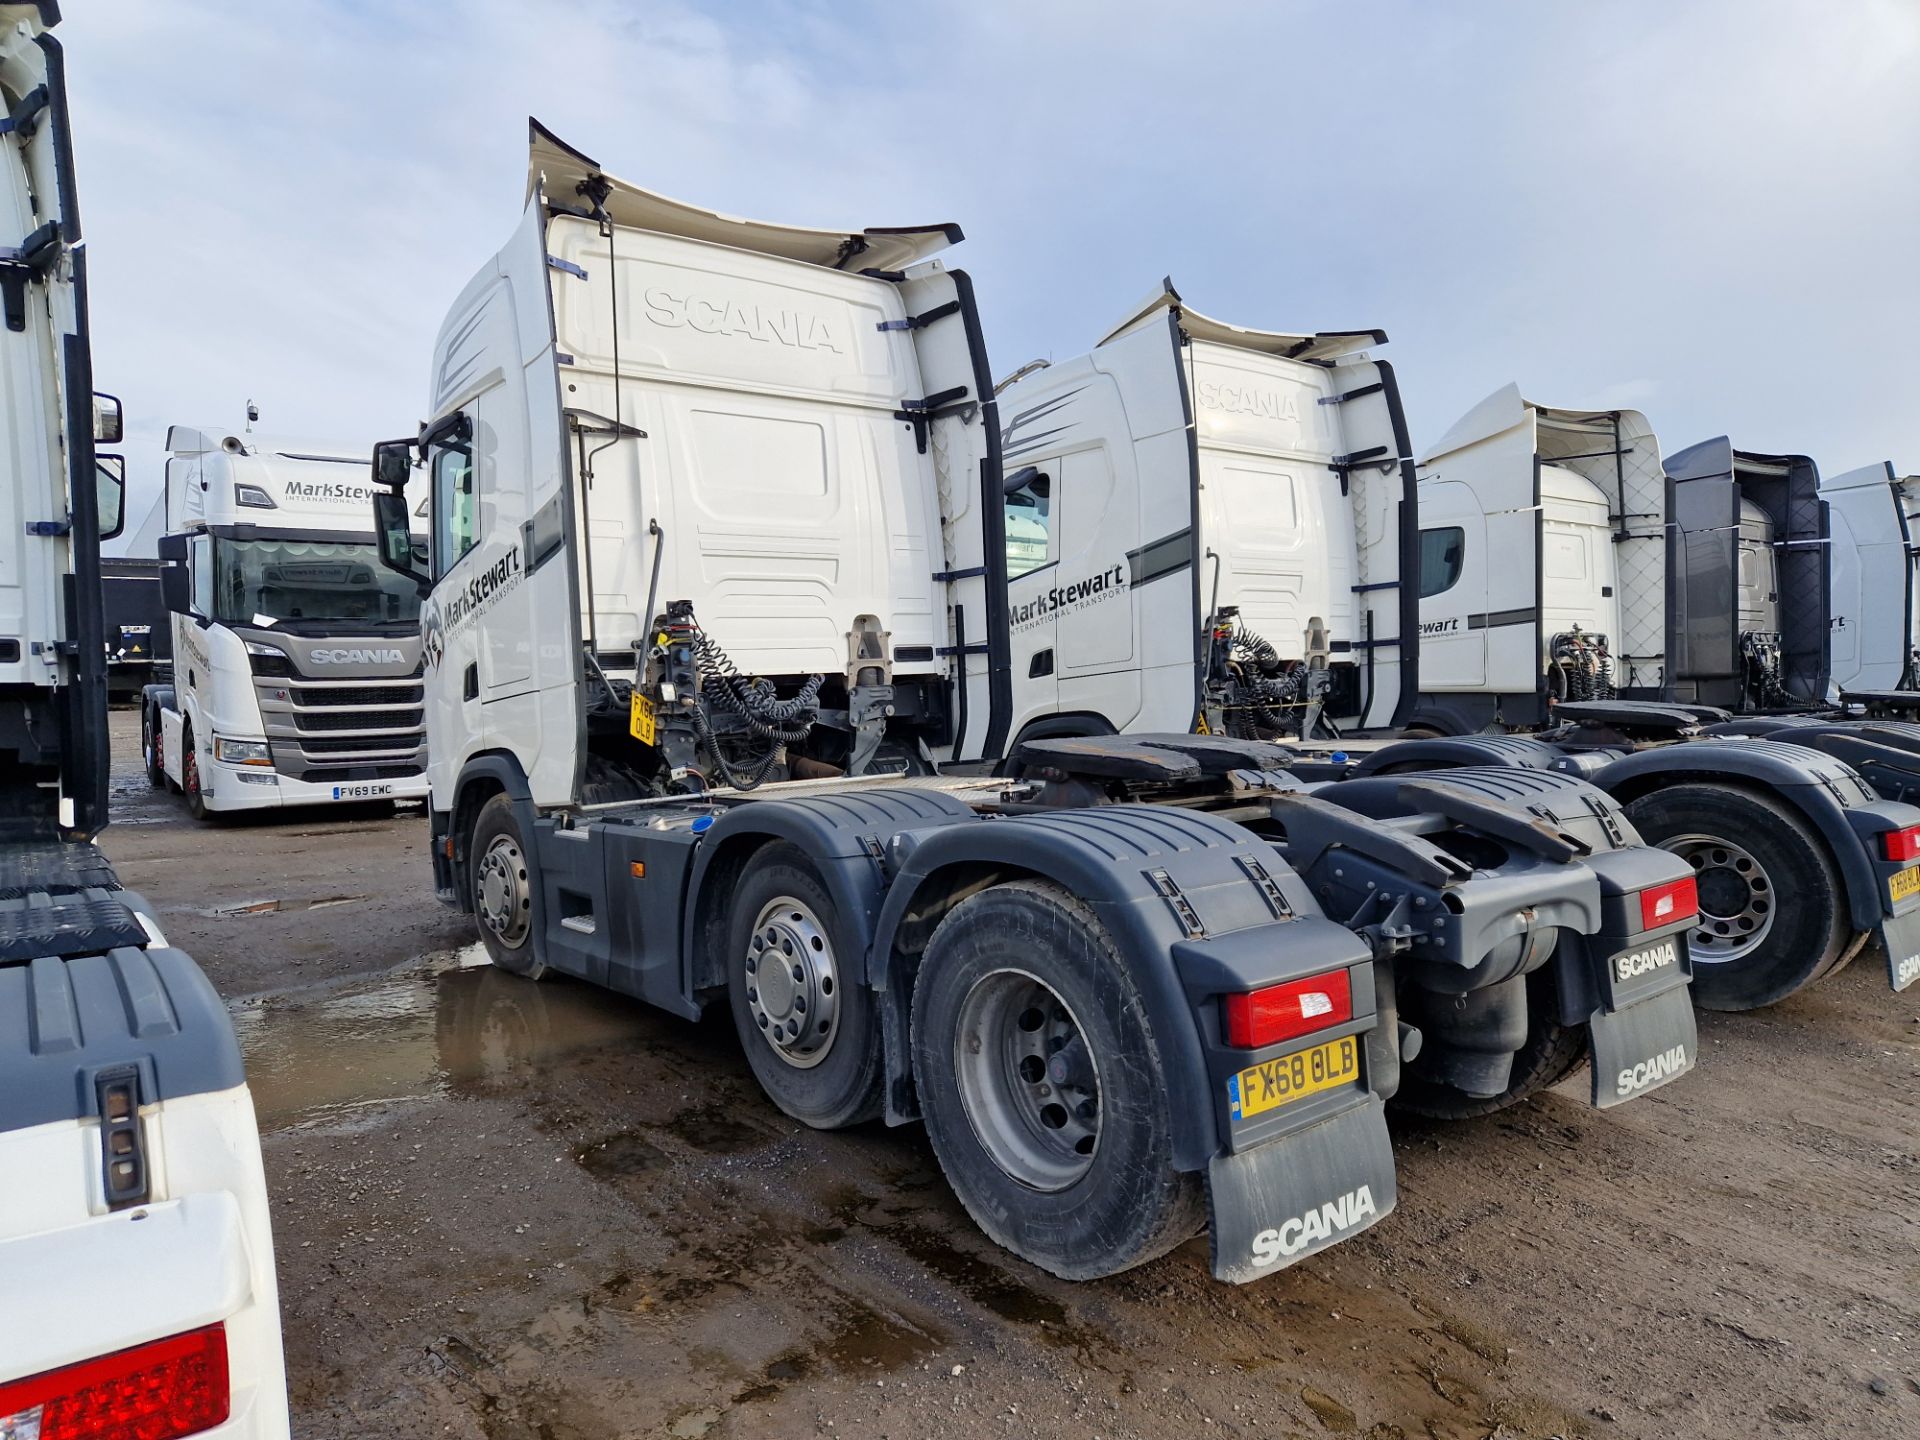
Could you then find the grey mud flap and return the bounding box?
[1206,1096,1396,1283]
[1588,988,1698,1108]
[1877,905,1920,991]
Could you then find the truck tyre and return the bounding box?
[180,721,216,822]
[1392,969,1589,1120]
[142,704,167,789]
[470,794,546,979]
[1622,783,1847,1010]
[1813,928,1872,986]
[726,843,884,1129]
[910,879,1205,1281]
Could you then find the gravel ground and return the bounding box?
[99,709,1920,1439]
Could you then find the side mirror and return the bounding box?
[94,455,126,540]
[157,534,192,616]
[374,490,431,595]
[92,392,123,445]
[372,437,414,490]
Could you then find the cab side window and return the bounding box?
[1005,469,1053,580]
[430,432,477,579]
[1419,526,1464,598]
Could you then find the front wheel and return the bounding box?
[469,794,545,978]
[1622,784,1847,1010]
[142,706,167,789]
[911,880,1204,1280]
[180,723,216,823]
[725,843,884,1129]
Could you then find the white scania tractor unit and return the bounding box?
[0,7,289,1436]
[141,429,430,819]
[1819,461,1920,701]
[992,279,1418,747]
[1365,388,1920,1009]
[366,125,1711,1284]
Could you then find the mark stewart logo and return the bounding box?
[1420,617,1461,635]
[422,543,523,670]
[1011,563,1126,630]
[283,479,380,504]
[1616,1044,1689,1098]
[1250,1185,1378,1268]
[1613,938,1679,984]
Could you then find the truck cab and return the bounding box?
[1821,461,1920,698]
[1412,386,1667,731]
[145,429,430,818]
[992,280,1418,746]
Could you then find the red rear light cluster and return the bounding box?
[1224,969,1353,1049]
[0,1323,229,1440]
[1882,825,1920,864]
[1638,876,1698,931]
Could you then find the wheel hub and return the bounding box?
[953,969,1101,1193]
[476,835,531,948]
[1664,833,1773,964]
[744,897,838,1068]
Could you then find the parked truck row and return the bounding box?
[347,122,1920,1286]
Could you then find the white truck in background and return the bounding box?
[0,7,289,1436]
[142,428,430,820]
[1380,388,1920,1008]
[992,279,1419,746]
[1820,461,1920,700]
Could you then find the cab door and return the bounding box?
[1414,482,1485,687]
[1053,448,1140,727]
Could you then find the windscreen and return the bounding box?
[211,536,421,627]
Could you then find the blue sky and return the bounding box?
[65,0,1919,548]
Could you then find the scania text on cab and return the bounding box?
[142,427,431,819]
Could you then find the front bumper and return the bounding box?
[200,761,429,812]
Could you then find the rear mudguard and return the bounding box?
[870,803,1397,1281]
[1585,739,1920,941]
[1298,766,1699,1103]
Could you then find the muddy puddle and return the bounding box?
[230,949,664,1130]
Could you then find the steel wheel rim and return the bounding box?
[183,743,199,797]
[1664,832,1774,964]
[953,968,1102,1192]
[476,834,532,949]
[744,896,838,1069]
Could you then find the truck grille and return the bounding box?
[293,708,424,733]
[246,645,427,780]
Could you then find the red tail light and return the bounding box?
[1639,876,1699,931]
[1224,969,1353,1049]
[0,1323,229,1440]
[1882,825,1920,864]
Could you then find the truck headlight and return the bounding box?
[243,640,283,657]
[213,736,274,767]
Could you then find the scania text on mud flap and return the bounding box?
[0,8,290,1433]
[143,426,432,820]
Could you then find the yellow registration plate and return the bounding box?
[628,691,657,746]
[1228,1035,1359,1121]
[1891,864,1920,903]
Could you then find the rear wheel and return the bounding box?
[142,705,166,788]
[726,843,883,1128]
[911,880,1203,1280]
[1393,967,1589,1119]
[470,794,545,978]
[1622,784,1847,1010]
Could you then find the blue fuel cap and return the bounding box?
[691,814,714,834]
[1330,751,1350,765]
